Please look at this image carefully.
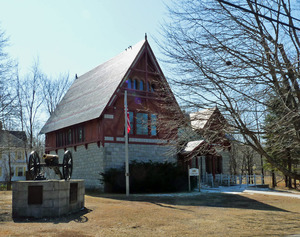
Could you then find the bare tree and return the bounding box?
[160,0,300,180]
[16,60,44,150]
[0,24,17,127]
[42,73,72,116]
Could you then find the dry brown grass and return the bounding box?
[263,175,300,190]
[1,190,300,236]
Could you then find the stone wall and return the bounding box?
[53,142,177,190]
[104,143,177,170]
[12,180,84,218]
[51,144,105,190]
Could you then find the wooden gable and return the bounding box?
[44,38,182,152]
[101,39,182,142]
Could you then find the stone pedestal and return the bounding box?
[12,179,84,218]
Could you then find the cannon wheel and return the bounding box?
[28,151,41,179]
[62,150,73,180]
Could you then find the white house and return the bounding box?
[0,124,27,182]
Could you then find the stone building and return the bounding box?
[40,37,182,190]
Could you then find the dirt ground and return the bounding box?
[1,190,300,237]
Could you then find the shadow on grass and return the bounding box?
[11,208,93,224]
[87,191,289,213]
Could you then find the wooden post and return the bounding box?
[200,156,203,182]
[239,174,242,187]
[212,157,215,180]
[220,174,223,185]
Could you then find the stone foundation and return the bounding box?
[12,180,84,218]
[51,142,177,190]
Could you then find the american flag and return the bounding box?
[126,108,131,134]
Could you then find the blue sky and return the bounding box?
[0,0,171,78]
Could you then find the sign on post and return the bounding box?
[188,167,201,192]
[189,168,199,176]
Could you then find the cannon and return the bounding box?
[28,150,73,180]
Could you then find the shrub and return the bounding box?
[0,183,7,191]
[100,160,195,193]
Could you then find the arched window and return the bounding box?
[133,79,138,90]
[139,80,144,90]
[151,84,155,92]
[127,79,132,89]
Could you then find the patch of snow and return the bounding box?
[134,185,300,199]
[135,192,203,197]
[202,185,300,199]
[243,189,300,199]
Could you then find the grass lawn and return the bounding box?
[1,190,300,236]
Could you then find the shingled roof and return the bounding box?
[0,130,26,148]
[40,39,146,134]
[189,107,217,130]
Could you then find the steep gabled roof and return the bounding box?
[8,131,27,142]
[182,140,205,153]
[0,130,26,148]
[40,40,146,134]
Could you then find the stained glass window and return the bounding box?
[136,113,148,135]
[151,114,157,136]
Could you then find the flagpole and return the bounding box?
[124,90,130,196]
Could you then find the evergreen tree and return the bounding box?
[264,95,300,188]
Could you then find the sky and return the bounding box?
[0,0,171,79]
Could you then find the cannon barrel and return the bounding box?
[42,154,59,159]
[43,154,59,166]
[43,154,58,159]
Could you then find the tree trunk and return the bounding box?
[287,150,292,188]
[8,152,12,190]
[261,155,264,185]
[272,170,276,188]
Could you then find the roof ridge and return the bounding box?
[40,39,146,134]
[76,39,146,80]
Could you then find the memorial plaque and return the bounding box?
[28,186,43,205]
[69,183,78,203]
